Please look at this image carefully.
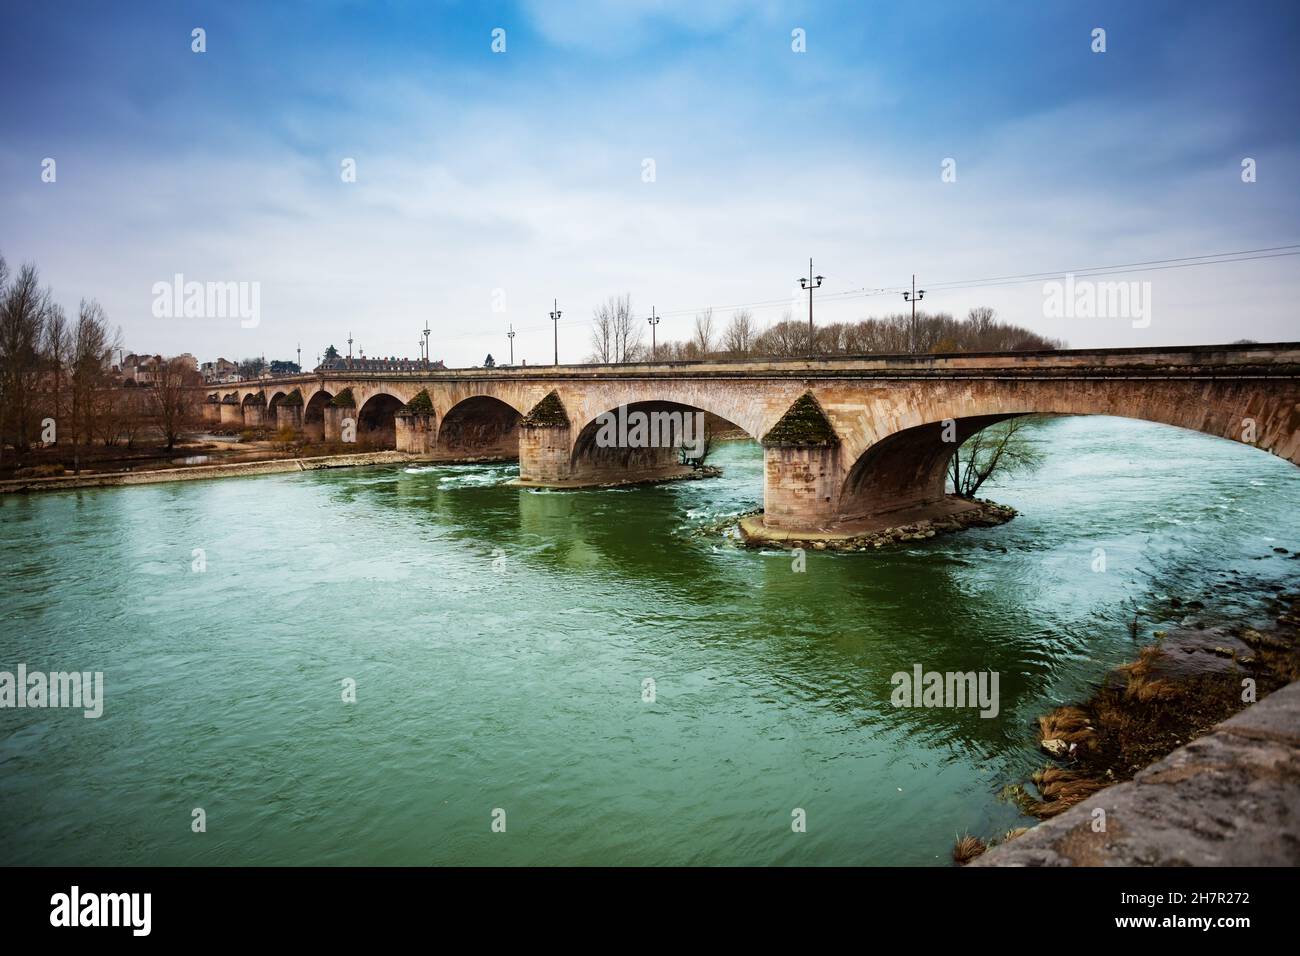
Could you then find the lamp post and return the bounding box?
[550,299,562,365]
[259,355,269,422]
[507,324,516,366]
[647,307,660,360]
[798,257,823,355]
[423,320,431,369]
[902,274,925,353]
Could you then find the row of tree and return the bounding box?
[0,254,200,472]
[234,357,301,377]
[588,299,1063,363]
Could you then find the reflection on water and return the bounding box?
[0,415,1297,865]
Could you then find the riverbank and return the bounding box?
[737,496,1017,550]
[961,587,1300,865]
[973,677,1300,866]
[0,450,423,493]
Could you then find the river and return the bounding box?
[1,414,1297,865]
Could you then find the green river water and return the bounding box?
[2,415,1298,865]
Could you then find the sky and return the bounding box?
[1,0,1298,367]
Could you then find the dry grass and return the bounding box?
[1007,771,1108,820]
[1037,705,1097,755]
[1115,645,1181,702]
[952,833,987,865]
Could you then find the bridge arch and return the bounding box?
[357,392,405,448]
[303,389,333,442]
[838,414,1020,521]
[437,395,523,458]
[822,377,1300,529]
[564,398,749,485]
[834,378,1299,471]
[563,384,768,446]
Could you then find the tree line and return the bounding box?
[0,253,200,473]
[587,298,1063,363]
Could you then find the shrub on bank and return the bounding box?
[15,463,66,478]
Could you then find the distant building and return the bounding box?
[120,353,162,385]
[200,357,240,384]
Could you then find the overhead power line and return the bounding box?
[430,243,1300,343]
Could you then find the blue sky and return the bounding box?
[2,0,1298,366]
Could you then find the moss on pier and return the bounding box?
[282,388,303,406]
[403,389,434,415]
[522,390,569,427]
[761,391,839,446]
[329,388,356,408]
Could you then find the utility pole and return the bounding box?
[423,320,431,369]
[647,306,660,361]
[798,257,823,355]
[507,324,516,365]
[902,275,925,354]
[550,299,562,365]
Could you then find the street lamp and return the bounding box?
[798,257,823,355]
[647,307,660,360]
[507,324,516,366]
[550,299,562,365]
[902,274,925,353]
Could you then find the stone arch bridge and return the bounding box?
[203,343,1300,535]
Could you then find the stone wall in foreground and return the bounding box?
[973,681,1300,866]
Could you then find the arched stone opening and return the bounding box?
[839,414,1019,521]
[357,393,405,448]
[567,400,738,485]
[438,396,522,458]
[303,390,333,442]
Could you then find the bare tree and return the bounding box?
[112,388,148,449]
[589,294,643,363]
[69,299,118,474]
[589,300,613,363]
[692,308,715,355]
[43,302,71,428]
[722,309,756,354]
[610,293,642,362]
[966,306,996,342]
[150,356,200,449]
[754,309,803,356]
[948,417,1044,498]
[0,261,50,456]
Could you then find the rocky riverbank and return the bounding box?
[956,587,1300,865]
